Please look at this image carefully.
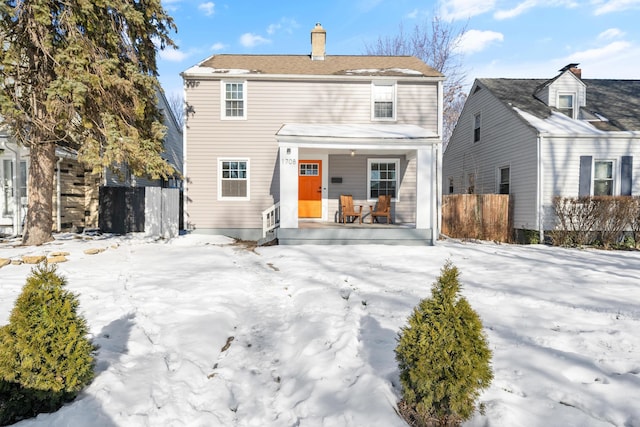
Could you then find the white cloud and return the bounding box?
[198,2,215,16]
[159,47,189,62]
[439,0,496,21]
[598,28,625,40]
[567,40,632,61]
[592,0,640,15]
[494,0,538,19]
[266,18,299,35]
[210,42,226,51]
[455,29,504,54]
[239,33,271,48]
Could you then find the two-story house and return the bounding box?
[182,23,444,245]
[443,64,640,242]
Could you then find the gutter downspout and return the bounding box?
[537,135,544,243]
[0,139,22,236]
[56,156,62,232]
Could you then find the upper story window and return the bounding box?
[222,81,246,119]
[499,166,510,194]
[593,160,613,196]
[368,158,399,200]
[218,158,249,200]
[473,113,481,142]
[372,82,396,121]
[558,93,575,119]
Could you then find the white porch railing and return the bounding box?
[262,202,280,238]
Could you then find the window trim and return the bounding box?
[498,165,510,195]
[217,158,250,201]
[221,80,247,120]
[557,92,576,119]
[593,159,615,196]
[473,113,481,143]
[371,81,397,122]
[367,158,400,202]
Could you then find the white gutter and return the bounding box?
[537,135,544,243]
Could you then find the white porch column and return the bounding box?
[279,145,299,228]
[415,148,433,230]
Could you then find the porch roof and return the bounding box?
[276,123,439,148]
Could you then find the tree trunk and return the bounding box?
[22,140,56,246]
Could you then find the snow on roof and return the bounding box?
[182,65,252,75]
[515,108,606,135]
[277,123,437,139]
[343,68,424,76]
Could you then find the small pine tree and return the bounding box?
[0,264,95,424]
[395,261,493,426]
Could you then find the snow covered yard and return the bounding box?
[0,233,639,427]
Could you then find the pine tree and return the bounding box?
[395,261,493,426]
[0,264,95,424]
[0,0,177,245]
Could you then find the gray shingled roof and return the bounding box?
[477,78,640,132]
[186,54,443,78]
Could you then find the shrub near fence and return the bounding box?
[550,196,640,248]
[442,194,511,242]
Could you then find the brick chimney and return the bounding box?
[310,23,326,61]
[560,63,581,79]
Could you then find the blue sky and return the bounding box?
[157,0,640,98]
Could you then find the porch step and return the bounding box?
[257,229,279,246]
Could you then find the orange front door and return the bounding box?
[298,160,322,218]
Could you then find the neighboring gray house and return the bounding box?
[181,23,445,245]
[443,63,640,242]
[0,89,182,237]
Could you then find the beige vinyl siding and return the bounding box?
[327,154,415,224]
[186,77,438,230]
[444,82,539,229]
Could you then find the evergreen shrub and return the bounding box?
[0,264,95,425]
[395,261,493,426]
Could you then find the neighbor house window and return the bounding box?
[218,159,249,200]
[2,159,27,216]
[473,113,481,142]
[593,160,613,196]
[558,93,575,118]
[368,159,399,199]
[467,173,475,194]
[372,82,396,120]
[499,166,510,194]
[448,177,454,194]
[222,81,246,119]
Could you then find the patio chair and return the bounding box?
[340,194,362,224]
[369,194,392,224]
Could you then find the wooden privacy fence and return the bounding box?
[442,194,512,242]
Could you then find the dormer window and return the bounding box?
[558,93,575,118]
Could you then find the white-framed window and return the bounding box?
[221,81,246,119]
[593,160,614,196]
[371,81,396,121]
[473,113,481,142]
[498,166,510,194]
[2,159,27,216]
[218,158,249,200]
[558,93,575,119]
[368,158,399,200]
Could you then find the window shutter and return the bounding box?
[579,156,592,197]
[621,156,633,196]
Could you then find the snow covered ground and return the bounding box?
[0,233,639,427]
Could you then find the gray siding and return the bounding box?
[540,135,640,230]
[185,77,439,231]
[443,82,540,230]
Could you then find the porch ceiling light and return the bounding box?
[350,150,355,157]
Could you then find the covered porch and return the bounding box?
[271,123,442,245]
